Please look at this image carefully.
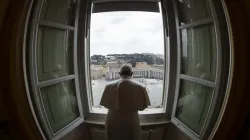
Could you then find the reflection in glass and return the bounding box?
[37,27,73,81]
[176,80,213,134]
[40,0,75,25]
[181,24,216,81]
[41,80,79,132]
[177,0,212,25]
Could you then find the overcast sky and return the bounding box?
[90,11,164,56]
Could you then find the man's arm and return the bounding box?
[100,85,110,109]
[138,87,151,111]
[143,87,151,107]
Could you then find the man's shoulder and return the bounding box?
[128,80,145,89]
[106,79,120,87]
[105,79,145,89]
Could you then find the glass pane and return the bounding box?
[175,80,213,134]
[41,80,79,132]
[181,24,216,81]
[37,27,73,81]
[89,11,165,110]
[177,0,212,25]
[40,0,76,25]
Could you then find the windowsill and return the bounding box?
[91,107,165,114]
[85,108,169,126]
[84,117,170,126]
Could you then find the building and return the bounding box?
[105,61,164,80]
[152,64,164,70]
[135,62,151,69]
[106,55,116,60]
[90,65,104,79]
[105,61,132,79]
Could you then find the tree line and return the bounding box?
[91,53,164,67]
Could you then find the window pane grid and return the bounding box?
[38,75,75,88]
[180,74,215,87]
[175,80,214,134]
[179,18,214,29]
[180,24,217,81]
[39,80,80,133]
[38,20,75,30]
[177,0,212,26]
[40,0,76,26]
[37,26,74,81]
[172,0,227,139]
[28,0,83,139]
[172,117,200,138]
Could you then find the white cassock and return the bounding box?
[100,78,150,140]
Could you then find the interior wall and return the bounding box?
[73,123,190,140]
[0,90,7,122]
[62,123,90,140]
[87,123,166,140]
[0,0,10,140]
[0,0,10,121]
[164,123,191,140]
[0,0,43,139]
[211,0,250,139]
[236,2,250,140]
[0,90,9,140]
[0,0,9,29]
[244,0,250,19]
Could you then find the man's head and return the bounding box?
[119,64,133,78]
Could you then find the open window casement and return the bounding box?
[82,0,170,119]
[28,0,84,139]
[168,0,230,139]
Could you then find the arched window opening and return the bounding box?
[25,0,230,139]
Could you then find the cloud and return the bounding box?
[90,11,164,56]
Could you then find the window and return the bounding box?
[88,9,166,113]
[170,0,230,139]
[27,0,84,139]
[25,0,230,139]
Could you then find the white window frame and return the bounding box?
[26,0,84,139]
[81,0,171,121]
[168,0,231,139]
[24,0,231,139]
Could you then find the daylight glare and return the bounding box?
[90,11,165,109]
[90,11,164,56]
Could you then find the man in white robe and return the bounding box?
[100,64,150,140]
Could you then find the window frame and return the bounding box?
[27,0,84,139]
[81,0,171,120]
[169,0,231,139]
[24,0,231,139]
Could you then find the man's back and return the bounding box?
[118,79,148,112]
[100,78,150,140]
[100,79,150,112]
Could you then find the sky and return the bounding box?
[90,11,164,56]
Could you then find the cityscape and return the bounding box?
[90,53,165,108]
